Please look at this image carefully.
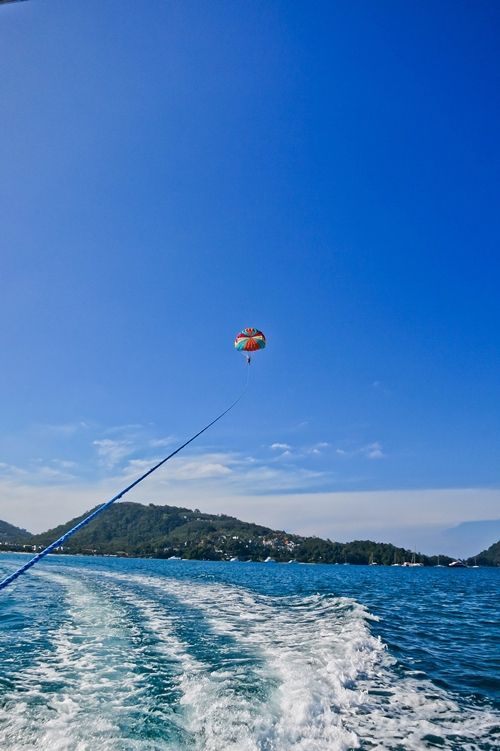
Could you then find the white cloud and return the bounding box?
[93,439,135,468]
[114,450,327,495]
[123,454,233,481]
[0,462,27,477]
[50,459,78,470]
[365,442,385,460]
[308,442,330,455]
[149,436,176,448]
[0,461,76,483]
[270,442,291,451]
[167,460,232,480]
[37,465,76,481]
[34,421,90,436]
[335,442,386,460]
[104,423,145,435]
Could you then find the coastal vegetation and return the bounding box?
[3,501,494,565]
[467,539,500,567]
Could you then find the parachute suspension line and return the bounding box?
[0,375,250,593]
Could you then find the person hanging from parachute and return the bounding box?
[234,327,266,365]
[0,327,268,592]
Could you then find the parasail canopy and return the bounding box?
[234,327,266,353]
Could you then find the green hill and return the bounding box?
[0,519,32,544]
[468,540,500,566]
[24,501,452,565]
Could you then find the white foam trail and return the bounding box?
[4,565,497,751]
[96,578,272,751]
[98,570,499,751]
[5,569,275,751]
[0,572,182,751]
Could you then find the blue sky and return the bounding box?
[1,1,499,556]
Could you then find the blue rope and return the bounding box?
[0,375,249,592]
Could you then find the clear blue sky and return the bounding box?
[1,1,499,554]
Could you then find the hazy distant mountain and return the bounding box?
[0,519,32,544]
[439,519,500,558]
[27,501,452,565]
[405,518,500,559]
[468,540,500,567]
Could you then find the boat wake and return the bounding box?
[0,565,498,750]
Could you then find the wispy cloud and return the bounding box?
[0,462,27,478]
[93,439,136,468]
[33,420,90,437]
[149,436,176,448]
[371,380,391,395]
[308,441,330,455]
[365,442,385,460]
[50,459,78,470]
[0,459,76,484]
[122,452,234,482]
[103,423,146,436]
[270,441,330,459]
[114,449,328,495]
[336,441,386,460]
[36,465,76,481]
[92,427,176,465]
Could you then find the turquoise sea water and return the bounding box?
[0,554,498,750]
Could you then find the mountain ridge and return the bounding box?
[0,519,33,544]
[0,501,452,565]
[467,539,500,567]
[1,502,498,565]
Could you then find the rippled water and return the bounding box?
[0,554,498,750]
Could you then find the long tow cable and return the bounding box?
[0,372,249,592]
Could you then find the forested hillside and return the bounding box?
[18,501,451,565]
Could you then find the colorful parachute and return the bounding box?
[234,327,266,354]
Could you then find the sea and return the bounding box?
[0,553,498,751]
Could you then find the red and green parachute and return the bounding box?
[234,327,266,363]
[234,327,266,352]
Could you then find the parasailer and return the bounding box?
[234,327,266,364]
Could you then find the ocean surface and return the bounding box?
[0,554,498,751]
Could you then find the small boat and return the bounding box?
[229,556,239,562]
[167,555,181,560]
[448,560,467,568]
[287,559,297,564]
[369,553,378,566]
[264,556,275,563]
[408,549,423,567]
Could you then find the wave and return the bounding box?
[0,566,498,750]
[108,571,499,751]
